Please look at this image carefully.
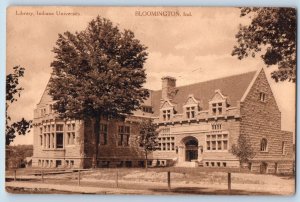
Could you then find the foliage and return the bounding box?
[6,145,33,169]
[6,66,32,145]
[138,119,159,169]
[232,7,296,82]
[49,16,149,167]
[231,134,256,165]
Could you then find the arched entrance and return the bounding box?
[184,137,198,162]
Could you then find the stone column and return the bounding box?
[54,133,57,149]
[46,134,49,148]
[178,146,185,163]
[198,145,203,161]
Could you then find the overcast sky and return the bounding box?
[7,7,295,145]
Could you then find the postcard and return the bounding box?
[5,6,296,195]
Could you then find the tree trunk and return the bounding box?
[145,151,148,170]
[92,114,101,168]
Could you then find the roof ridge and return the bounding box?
[152,70,257,92]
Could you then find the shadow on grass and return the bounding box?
[150,187,276,195]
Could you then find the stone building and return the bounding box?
[32,68,294,174]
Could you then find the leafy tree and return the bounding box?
[231,134,256,166]
[138,119,159,169]
[49,16,149,168]
[232,7,296,82]
[6,145,33,169]
[6,66,32,145]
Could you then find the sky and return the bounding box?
[6,6,296,145]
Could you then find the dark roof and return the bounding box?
[151,71,256,116]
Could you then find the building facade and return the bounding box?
[32,68,294,174]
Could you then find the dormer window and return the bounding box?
[186,106,196,119]
[212,102,223,115]
[163,110,171,121]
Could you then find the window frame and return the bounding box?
[259,92,267,102]
[260,138,268,152]
[118,125,130,147]
[206,133,229,152]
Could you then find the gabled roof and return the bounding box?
[151,71,257,116]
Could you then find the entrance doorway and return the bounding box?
[185,138,198,162]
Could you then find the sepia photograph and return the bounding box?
[5,6,296,195]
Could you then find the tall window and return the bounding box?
[40,135,43,146]
[118,126,130,146]
[260,138,268,151]
[162,110,171,121]
[259,92,266,102]
[100,124,108,145]
[212,102,223,115]
[206,134,228,151]
[56,133,64,148]
[186,106,196,119]
[55,123,64,149]
[66,123,75,145]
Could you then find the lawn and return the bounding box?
[5,167,295,195]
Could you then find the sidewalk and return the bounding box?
[6,181,158,195]
[6,179,294,195]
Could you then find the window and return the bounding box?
[49,104,53,114]
[142,106,152,113]
[212,123,222,130]
[186,106,196,119]
[212,102,223,115]
[282,141,286,155]
[206,134,228,151]
[118,126,130,146]
[56,160,62,168]
[56,133,64,148]
[158,128,175,151]
[162,110,171,121]
[260,138,268,151]
[40,135,43,146]
[56,124,64,131]
[100,124,108,145]
[47,134,50,148]
[259,92,266,102]
[67,133,75,145]
[66,123,75,145]
[40,108,46,116]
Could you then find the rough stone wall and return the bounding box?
[240,69,294,174]
[32,119,85,168]
[81,117,146,168]
[152,117,241,167]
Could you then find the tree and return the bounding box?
[49,16,149,168]
[232,7,296,82]
[231,134,256,167]
[6,66,32,145]
[138,119,159,169]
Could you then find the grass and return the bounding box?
[5,167,295,195]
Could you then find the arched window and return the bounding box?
[260,138,268,151]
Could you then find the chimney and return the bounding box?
[161,76,176,100]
